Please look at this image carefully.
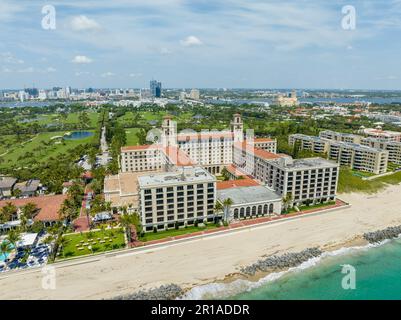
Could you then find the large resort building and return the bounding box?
[105,114,339,232]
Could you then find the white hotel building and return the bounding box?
[106,114,339,231]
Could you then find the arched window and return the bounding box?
[234,208,239,219]
[240,207,245,218]
[246,207,251,216]
[252,206,256,216]
[263,204,268,214]
[269,203,274,214]
[258,205,262,214]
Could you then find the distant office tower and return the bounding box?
[65,86,71,97]
[150,80,162,98]
[38,90,47,100]
[190,89,200,100]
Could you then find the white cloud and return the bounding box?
[46,67,57,73]
[17,67,34,73]
[180,36,203,47]
[160,47,173,55]
[70,15,101,31]
[72,55,93,64]
[0,1,23,22]
[129,73,142,78]
[0,52,24,64]
[101,72,115,77]
[75,71,90,76]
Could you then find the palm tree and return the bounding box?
[1,203,18,221]
[282,193,293,213]
[6,229,21,249]
[57,237,69,259]
[222,198,234,223]
[20,214,29,232]
[0,241,12,268]
[214,201,223,221]
[21,203,38,220]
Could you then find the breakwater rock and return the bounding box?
[110,284,183,300]
[363,225,401,244]
[240,247,323,276]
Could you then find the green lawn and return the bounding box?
[125,128,141,146]
[338,167,401,194]
[0,130,94,169]
[59,228,126,259]
[17,112,100,128]
[350,169,376,178]
[139,224,220,242]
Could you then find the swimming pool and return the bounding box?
[0,242,14,262]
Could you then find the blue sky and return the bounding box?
[0,0,401,89]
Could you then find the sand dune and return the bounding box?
[1,185,401,300]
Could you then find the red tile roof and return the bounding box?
[217,179,260,190]
[254,138,275,143]
[163,146,195,166]
[234,142,282,160]
[0,194,67,222]
[121,145,159,152]
[177,132,233,142]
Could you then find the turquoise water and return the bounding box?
[0,242,14,262]
[64,131,94,140]
[230,239,401,300]
[183,239,401,300]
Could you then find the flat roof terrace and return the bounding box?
[217,185,281,206]
[138,167,215,188]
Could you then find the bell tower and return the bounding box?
[231,113,244,142]
[161,115,177,147]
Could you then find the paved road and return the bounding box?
[97,126,110,166]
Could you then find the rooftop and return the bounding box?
[177,131,234,142]
[121,144,159,152]
[0,194,67,222]
[0,176,17,189]
[234,142,283,160]
[138,167,215,188]
[163,146,195,166]
[15,179,40,193]
[271,157,339,171]
[217,185,281,205]
[217,178,260,190]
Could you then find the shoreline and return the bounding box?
[176,235,371,300]
[2,185,401,300]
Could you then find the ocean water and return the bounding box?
[182,239,401,300]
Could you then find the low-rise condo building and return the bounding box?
[289,133,389,174]
[319,130,362,144]
[358,127,401,142]
[361,138,401,165]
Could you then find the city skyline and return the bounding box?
[1,1,401,90]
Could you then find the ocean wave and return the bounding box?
[180,238,397,300]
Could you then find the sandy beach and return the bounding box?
[1,184,401,300]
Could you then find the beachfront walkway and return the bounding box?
[131,199,348,247]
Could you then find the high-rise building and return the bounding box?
[190,89,200,100]
[150,80,162,98]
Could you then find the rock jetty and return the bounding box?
[110,284,183,300]
[240,247,322,276]
[363,225,401,243]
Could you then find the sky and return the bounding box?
[0,0,401,90]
